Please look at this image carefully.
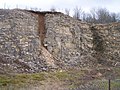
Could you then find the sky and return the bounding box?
[0,0,120,14]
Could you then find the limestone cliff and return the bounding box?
[0,9,119,73]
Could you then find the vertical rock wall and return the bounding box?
[0,9,120,73]
[44,13,94,68]
[0,9,47,73]
[92,23,120,67]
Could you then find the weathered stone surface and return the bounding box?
[44,14,94,68]
[92,23,120,67]
[0,9,119,73]
[44,13,120,68]
[0,9,53,73]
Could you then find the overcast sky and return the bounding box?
[0,0,120,13]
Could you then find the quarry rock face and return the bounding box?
[44,14,94,68]
[0,9,119,73]
[92,23,120,67]
[0,9,49,73]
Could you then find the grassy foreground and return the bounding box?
[0,69,86,89]
[0,67,120,89]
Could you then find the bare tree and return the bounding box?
[116,13,120,22]
[82,13,93,23]
[73,7,83,20]
[4,3,6,9]
[97,8,110,23]
[65,8,70,15]
[90,8,97,23]
[110,13,117,22]
[82,8,120,24]
[50,6,56,12]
